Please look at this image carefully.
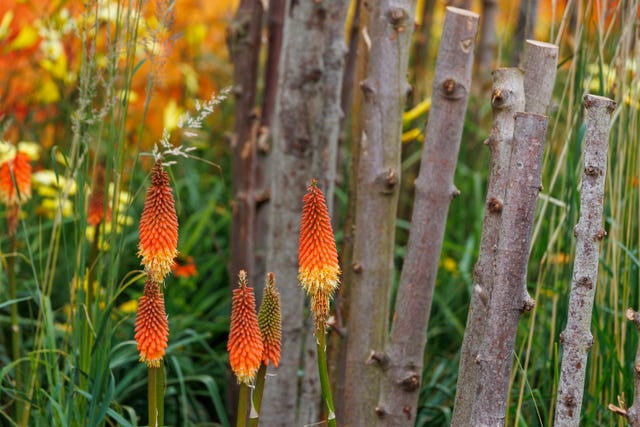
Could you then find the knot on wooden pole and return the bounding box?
[439,78,467,100]
[367,350,389,369]
[376,168,398,194]
[486,196,503,213]
[399,373,420,391]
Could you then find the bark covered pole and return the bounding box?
[341,1,416,426]
[376,7,478,426]
[252,0,285,293]
[523,40,558,115]
[609,309,640,426]
[228,0,263,293]
[227,2,263,422]
[261,1,349,425]
[554,94,615,427]
[475,0,498,92]
[470,112,548,426]
[452,67,525,427]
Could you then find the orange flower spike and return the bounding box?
[138,160,179,282]
[298,179,340,297]
[134,280,169,367]
[228,271,264,384]
[0,152,32,206]
[258,272,281,368]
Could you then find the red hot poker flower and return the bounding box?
[138,160,179,283]
[298,180,340,297]
[134,280,169,367]
[0,151,32,206]
[258,272,281,368]
[228,271,264,384]
[87,164,111,226]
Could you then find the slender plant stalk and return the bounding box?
[236,383,249,427]
[609,309,640,426]
[377,8,478,425]
[8,234,23,421]
[471,112,548,426]
[262,1,349,424]
[148,363,165,427]
[554,94,615,426]
[452,67,525,427]
[316,327,336,427]
[248,364,267,427]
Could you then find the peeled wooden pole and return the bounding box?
[554,94,615,427]
[523,40,558,115]
[341,1,416,426]
[452,67,525,426]
[470,112,548,426]
[375,8,478,426]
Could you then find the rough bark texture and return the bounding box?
[452,67,525,427]
[260,1,349,425]
[376,8,478,426]
[475,0,498,92]
[523,40,558,115]
[227,1,263,422]
[341,1,416,426]
[609,309,640,426]
[260,0,285,130]
[554,94,615,427]
[471,112,548,426]
[252,0,285,292]
[228,0,262,297]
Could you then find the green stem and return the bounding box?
[248,364,267,427]
[148,362,165,427]
[316,324,336,427]
[8,234,23,421]
[237,383,249,427]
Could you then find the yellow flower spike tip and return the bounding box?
[311,292,331,331]
[228,270,264,385]
[134,280,169,368]
[298,179,340,298]
[0,151,32,206]
[138,160,179,283]
[258,272,281,368]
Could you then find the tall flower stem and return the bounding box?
[248,364,267,427]
[8,233,23,420]
[237,383,250,427]
[148,362,165,427]
[316,325,336,427]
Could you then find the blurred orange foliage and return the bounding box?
[1,0,237,148]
